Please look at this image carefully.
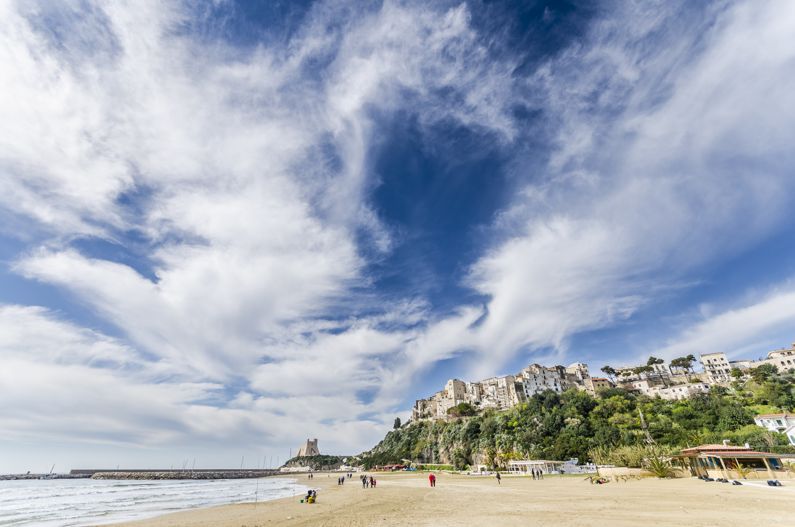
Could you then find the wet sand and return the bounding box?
[109,471,795,527]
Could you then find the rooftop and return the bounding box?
[680,444,753,453]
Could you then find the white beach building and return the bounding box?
[507,459,564,475]
[754,413,795,445]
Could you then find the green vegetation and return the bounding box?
[282,454,348,471]
[414,464,454,471]
[359,370,795,470]
[447,402,477,417]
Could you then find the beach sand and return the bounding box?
[109,472,794,527]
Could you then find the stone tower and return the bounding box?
[296,438,320,457]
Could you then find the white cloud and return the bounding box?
[449,0,795,372]
[652,283,795,361]
[0,0,519,466]
[2,0,795,472]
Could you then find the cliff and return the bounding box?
[359,381,795,470]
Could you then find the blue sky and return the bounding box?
[2,0,795,473]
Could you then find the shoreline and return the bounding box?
[0,475,308,527]
[106,471,795,527]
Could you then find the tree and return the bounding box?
[685,354,696,372]
[601,365,617,382]
[670,356,693,373]
[751,364,778,383]
[646,356,669,386]
[447,402,477,417]
[393,417,402,429]
[647,356,665,367]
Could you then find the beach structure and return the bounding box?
[507,459,564,475]
[296,439,320,457]
[673,444,794,480]
[754,413,795,445]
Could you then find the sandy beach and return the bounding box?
[109,472,794,527]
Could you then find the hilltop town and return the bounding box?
[412,342,795,424]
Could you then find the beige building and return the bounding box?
[583,377,613,395]
[296,438,320,457]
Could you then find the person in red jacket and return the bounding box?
[428,473,436,487]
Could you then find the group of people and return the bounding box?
[360,475,377,488]
[307,472,314,479]
[337,475,346,485]
[303,489,318,504]
[530,468,544,480]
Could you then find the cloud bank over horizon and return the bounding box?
[1,0,795,472]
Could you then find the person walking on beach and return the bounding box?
[531,468,537,480]
[538,468,543,480]
[496,472,501,485]
[361,475,367,488]
[429,473,436,487]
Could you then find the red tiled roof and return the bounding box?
[680,444,751,453]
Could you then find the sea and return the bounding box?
[0,477,308,527]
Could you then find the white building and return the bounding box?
[700,343,795,384]
[479,375,522,410]
[566,363,590,382]
[411,362,590,420]
[700,352,733,383]
[516,364,570,399]
[758,346,795,372]
[650,382,710,400]
[754,413,795,445]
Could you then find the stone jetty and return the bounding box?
[71,469,279,480]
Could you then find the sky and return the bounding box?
[1,0,795,473]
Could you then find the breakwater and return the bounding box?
[0,473,90,480]
[71,469,279,480]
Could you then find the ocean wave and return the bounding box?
[0,478,306,527]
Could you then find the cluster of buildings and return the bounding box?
[411,342,795,446]
[701,346,795,383]
[412,363,595,420]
